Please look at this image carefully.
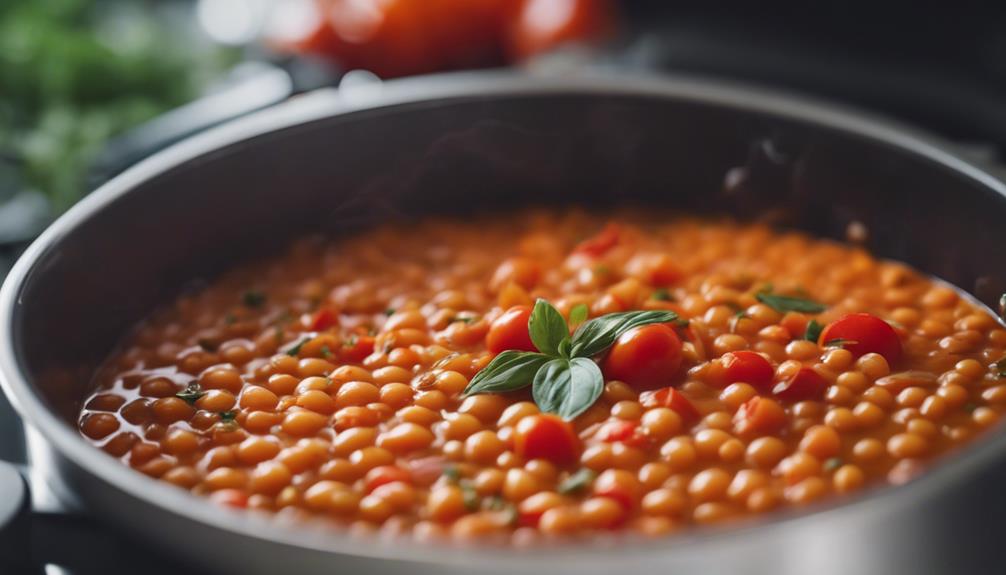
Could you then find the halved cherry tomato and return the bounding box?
[514,414,580,467]
[818,312,902,363]
[572,222,621,257]
[209,488,248,509]
[773,367,828,402]
[340,334,375,363]
[503,0,615,61]
[486,305,536,354]
[307,307,339,331]
[733,396,787,436]
[720,351,774,392]
[365,465,412,493]
[639,387,699,423]
[594,419,647,447]
[602,324,682,391]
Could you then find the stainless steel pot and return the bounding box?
[3,71,1006,575]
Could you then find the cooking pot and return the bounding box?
[3,71,1006,575]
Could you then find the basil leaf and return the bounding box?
[463,351,551,396]
[528,299,569,356]
[804,319,823,342]
[569,303,589,327]
[756,292,826,314]
[570,310,679,358]
[532,357,604,420]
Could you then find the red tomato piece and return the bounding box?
[773,367,829,402]
[209,489,248,509]
[733,396,787,436]
[364,465,412,493]
[720,351,774,392]
[639,387,699,422]
[486,305,536,354]
[594,419,647,447]
[818,312,903,363]
[514,414,580,467]
[340,334,375,363]
[307,307,339,331]
[592,471,639,511]
[602,324,683,391]
[406,456,449,486]
[572,222,621,257]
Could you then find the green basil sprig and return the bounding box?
[463,299,678,420]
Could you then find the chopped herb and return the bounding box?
[964,402,978,413]
[224,313,237,326]
[285,338,310,357]
[384,308,396,316]
[823,338,857,349]
[729,311,749,333]
[343,334,359,348]
[485,496,518,525]
[462,483,480,511]
[197,338,218,352]
[320,345,333,359]
[442,465,461,483]
[558,468,596,495]
[756,291,826,314]
[823,457,843,472]
[241,290,266,308]
[804,319,823,342]
[175,382,206,405]
[650,288,673,302]
[994,356,1006,378]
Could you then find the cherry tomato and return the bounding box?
[209,488,248,509]
[818,312,903,363]
[720,351,774,391]
[514,414,580,467]
[602,324,682,391]
[307,307,339,331]
[592,470,639,511]
[486,305,536,354]
[773,367,828,402]
[572,222,621,257]
[733,397,787,436]
[594,419,647,447]
[339,334,375,363]
[503,0,615,61]
[364,465,412,493]
[639,387,699,422]
[625,253,682,287]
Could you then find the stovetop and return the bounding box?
[5,5,1006,573]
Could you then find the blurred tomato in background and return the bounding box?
[267,0,616,78]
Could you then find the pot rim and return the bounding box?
[3,69,1006,565]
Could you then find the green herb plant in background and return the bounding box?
[0,0,236,214]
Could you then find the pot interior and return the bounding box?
[10,89,1006,424]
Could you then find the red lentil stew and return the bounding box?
[78,211,1006,542]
